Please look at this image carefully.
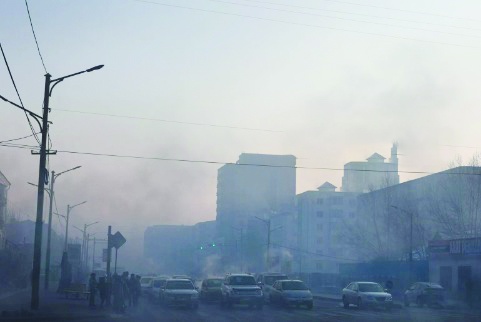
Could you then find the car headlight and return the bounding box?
[386,296,392,301]
[232,289,238,295]
[256,290,262,296]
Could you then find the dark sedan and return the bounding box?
[200,278,223,302]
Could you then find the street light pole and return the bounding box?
[42,165,81,290]
[255,216,283,271]
[30,65,103,310]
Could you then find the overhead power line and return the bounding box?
[205,0,481,39]
[1,143,480,176]
[241,0,481,32]
[0,133,37,144]
[302,0,481,23]
[131,0,481,49]
[24,0,48,73]
[0,42,41,145]
[52,108,282,132]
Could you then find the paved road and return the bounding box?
[100,297,481,322]
[2,291,481,321]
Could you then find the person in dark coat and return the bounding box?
[112,273,124,313]
[88,273,97,308]
[98,277,107,308]
[122,272,130,308]
[128,274,137,307]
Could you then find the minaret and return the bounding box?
[390,142,398,165]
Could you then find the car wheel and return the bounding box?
[357,298,363,309]
[404,296,410,307]
[416,296,424,308]
[306,302,313,310]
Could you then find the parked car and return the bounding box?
[269,280,313,309]
[256,272,288,302]
[161,279,199,309]
[151,276,169,303]
[221,274,263,309]
[140,276,155,296]
[200,278,223,302]
[342,282,393,310]
[404,282,445,307]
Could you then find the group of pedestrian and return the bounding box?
[88,271,141,313]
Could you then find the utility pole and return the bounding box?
[31,73,52,310]
[44,170,55,290]
[92,237,96,270]
[106,226,112,306]
[1,64,103,309]
[255,217,282,271]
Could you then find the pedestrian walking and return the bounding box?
[88,273,97,308]
[133,275,141,306]
[122,272,130,308]
[98,277,107,308]
[128,273,137,307]
[112,273,124,313]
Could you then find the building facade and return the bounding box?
[0,170,10,249]
[216,153,296,272]
[429,237,481,297]
[342,144,399,193]
[297,182,360,274]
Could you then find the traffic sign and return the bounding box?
[110,231,126,249]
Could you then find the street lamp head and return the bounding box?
[86,65,104,72]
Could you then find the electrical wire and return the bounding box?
[0,133,37,143]
[24,0,48,73]
[240,0,481,32]
[1,143,480,176]
[52,108,282,132]
[204,0,481,39]
[131,0,481,49]
[0,42,41,145]
[301,0,481,23]
[271,242,358,261]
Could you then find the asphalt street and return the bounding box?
[2,291,481,322]
[125,297,481,322]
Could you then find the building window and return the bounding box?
[317,211,323,218]
[316,262,323,270]
[349,212,355,218]
[317,237,322,244]
[317,224,323,230]
[317,198,323,205]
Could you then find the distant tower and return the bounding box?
[390,142,398,165]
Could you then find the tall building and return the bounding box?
[297,182,360,275]
[342,144,399,193]
[0,170,10,249]
[216,153,296,272]
[144,225,195,275]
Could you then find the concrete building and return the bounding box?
[216,153,296,272]
[144,225,195,275]
[429,237,481,297]
[342,144,399,193]
[348,166,481,261]
[296,182,360,275]
[0,170,10,249]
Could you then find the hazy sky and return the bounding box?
[2,0,481,268]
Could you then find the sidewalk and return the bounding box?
[0,289,111,321]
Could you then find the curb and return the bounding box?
[313,295,341,302]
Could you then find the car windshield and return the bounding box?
[140,277,152,284]
[358,283,384,292]
[264,275,288,285]
[230,276,256,285]
[206,279,222,287]
[282,281,308,290]
[166,281,194,290]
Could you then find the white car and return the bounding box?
[269,280,313,309]
[342,282,392,310]
[151,276,169,302]
[256,272,288,302]
[140,276,155,296]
